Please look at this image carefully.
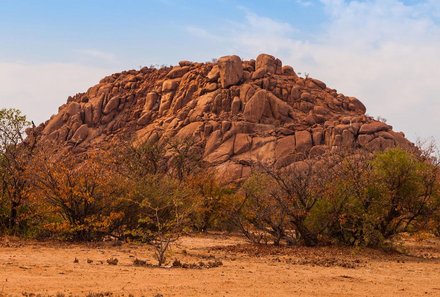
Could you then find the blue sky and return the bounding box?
[1,0,440,142]
[0,0,327,65]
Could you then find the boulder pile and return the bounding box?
[28,54,412,183]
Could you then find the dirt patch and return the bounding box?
[1,234,440,296]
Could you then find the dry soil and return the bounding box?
[0,234,439,297]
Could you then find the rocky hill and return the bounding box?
[27,54,412,183]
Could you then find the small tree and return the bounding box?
[116,141,168,177]
[262,161,330,246]
[32,152,127,241]
[0,108,33,234]
[167,137,203,181]
[130,175,193,266]
[315,148,440,247]
[188,171,237,232]
[310,151,383,246]
[373,148,440,238]
[236,173,292,245]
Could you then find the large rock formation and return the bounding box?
[27,54,412,183]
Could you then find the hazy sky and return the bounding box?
[1,0,439,142]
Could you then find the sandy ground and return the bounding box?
[0,234,439,297]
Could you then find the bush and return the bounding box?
[311,148,440,247]
[32,153,128,241]
[126,174,193,266]
[187,171,238,232]
[236,148,440,248]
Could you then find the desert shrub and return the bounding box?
[115,141,168,177]
[237,148,440,248]
[372,148,438,237]
[167,137,204,181]
[311,148,440,247]
[235,173,293,245]
[187,171,239,232]
[31,153,128,241]
[236,160,331,247]
[126,174,194,266]
[307,152,386,246]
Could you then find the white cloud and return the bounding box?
[187,0,440,142]
[75,49,118,64]
[0,62,116,125]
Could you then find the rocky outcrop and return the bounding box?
[29,54,414,184]
[218,55,243,88]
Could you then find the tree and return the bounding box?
[188,171,237,232]
[236,160,331,247]
[0,108,33,233]
[236,173,292,245]
[129,175,193,266]
[167,137,204,181]
[314,148,440,247]
[115,141,168,177]
[373,148,440,238]
[262,161,330,246]
[32,152,127,241]
[310,151,384,246]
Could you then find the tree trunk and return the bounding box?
[294,220,318,247]
[9,201,19,230]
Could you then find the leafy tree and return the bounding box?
[309,152,384,246]
[32,153,127,241]
[312,148,440,247]
[236,173,292,245]
[0,108,33,234]
[188,171,237,232]
[115,141,168,177]
[373,148,440,238]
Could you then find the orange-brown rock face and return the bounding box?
[29,54,412,183]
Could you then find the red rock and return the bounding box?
[179,60,193,67]
[295,130,312,153]
[176,122,203,139]
[282,65,297,76]
[137,113,152,126]
[275,136,296,159]
[162,79,180,92]
[103,96,120,114]
[70,124,88,144]
[231,97,241,115]
[144,92,159,113]
[309,145,328,157]
[204,136,235,164]
[207,65,220,82]
[348,97,366,114]
[243,90,268,123]
[66,102,81,116]
[342,129,355,148]
[359,121,391,134]
[240,84,256,103]
[31,53,413,183]
[204,130,223,156]
[312,128,324,145]
[218,55,243,88]
[234,133,252,155]
[166,66,189,79]
[255,54,282,75]
[308,78,326,89]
